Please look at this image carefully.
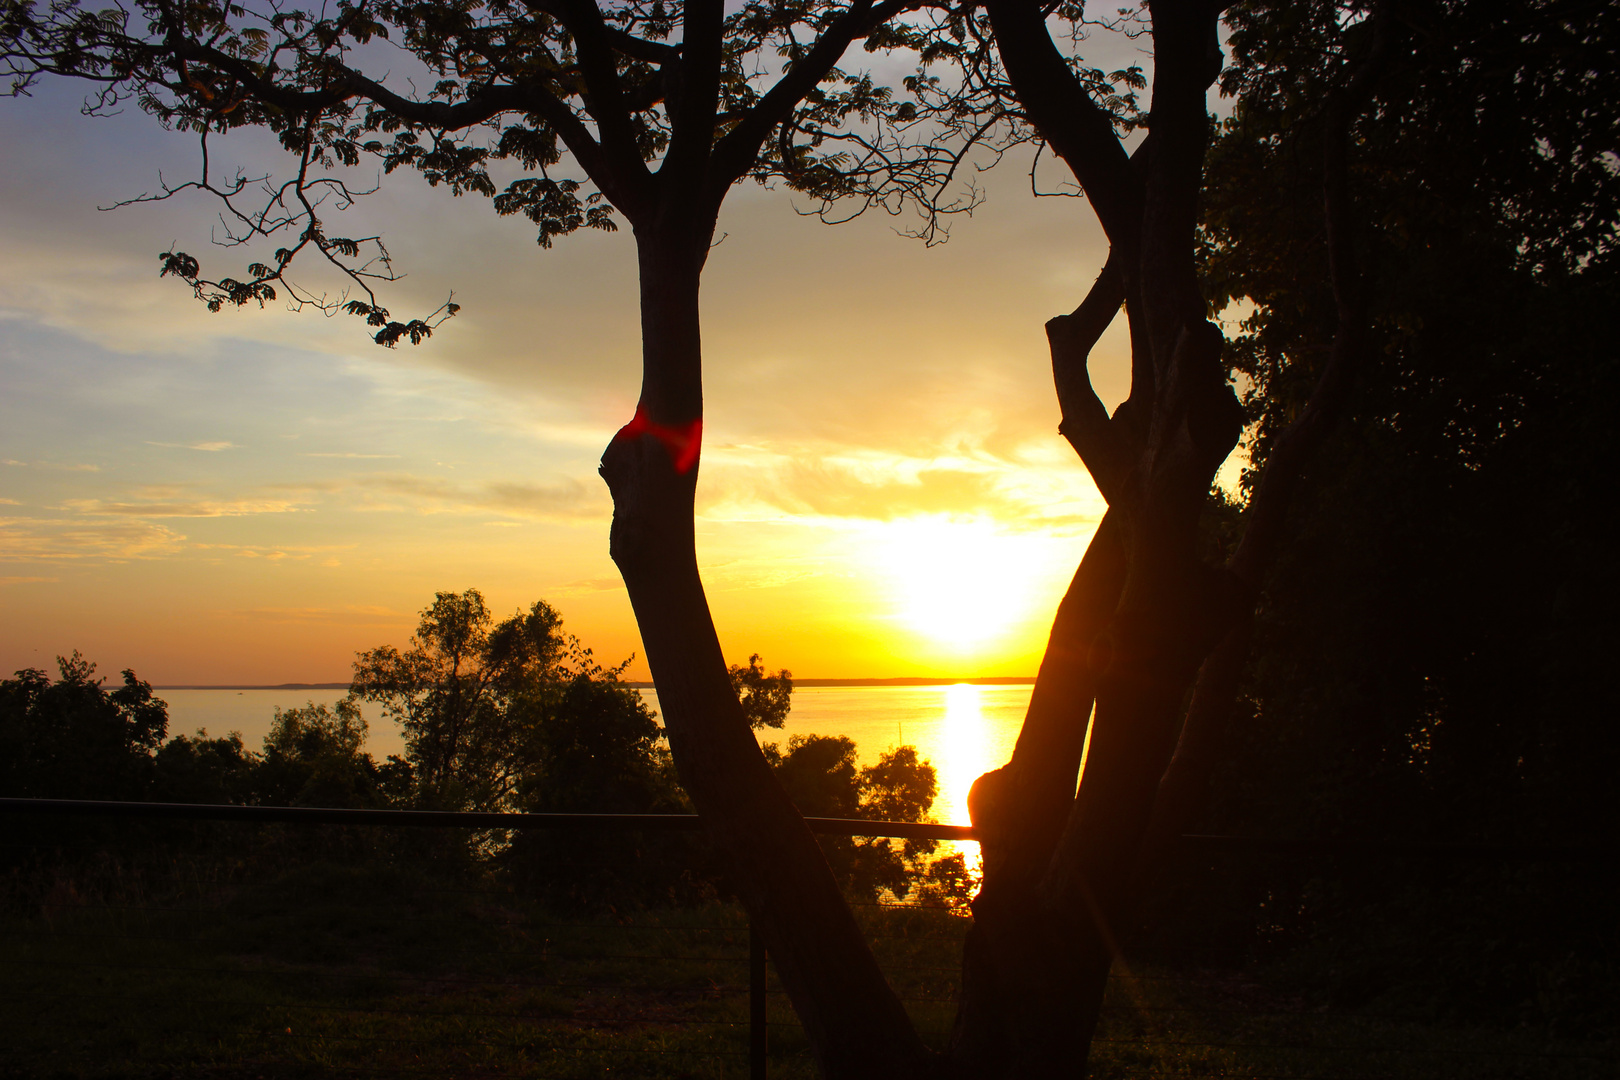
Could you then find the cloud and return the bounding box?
[263,480,345,494]
[700,556,824,593]
[210,604,408,626]
[0,498,18,505]
[146,441,237,452]
[2,458,99,471]
[300,452,402,459]
[65,492,311,517]
[696,437,1103,531]
[193,541,357,563]
[0,575,60,585]
[357,474,607,521]
[0,517,186,560]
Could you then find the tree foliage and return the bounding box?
[257,699,412,808]
[349,589,566,810]
[763,734,952,901]
[727,652,792,730]
[1,0,940,339]
[1207,0,1620,479]
[0,652,168,800]
[510,638,677,815]
[1201,0,1620,846]
[1161,0,1620,1024]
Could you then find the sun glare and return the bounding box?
[939,683,991,826]
[872,517,1057,653]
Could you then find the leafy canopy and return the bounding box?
[0,652,168,800]
[349,588,567,809]
[2,0,940,342]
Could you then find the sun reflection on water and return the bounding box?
[936,683,996,875]
[938,684,988,827]
[639,681,1030,879]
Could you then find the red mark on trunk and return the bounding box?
[615,404,703,474]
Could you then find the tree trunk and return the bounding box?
[599,227,929,1079]
[947,5,1389,1072]
[951,511,1124,1074]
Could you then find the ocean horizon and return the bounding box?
[151,676,1037,690]
[158,683,1036,841]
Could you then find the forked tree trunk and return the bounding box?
[946,4,1244,1073]
[949,5,1386,1073]
[589,5,1375,1076]
[952,512,1125,1072]
[599,228,929,1079]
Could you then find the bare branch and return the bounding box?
[983,0,1141,251]
[710,0,908,193]
[1048,254,1129,500]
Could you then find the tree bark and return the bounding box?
[1130,1,1391,897]
[600,228,929,1079]
[951,255,1132,1073]
[952,5,1241,1075]
[952,511,1124,1074]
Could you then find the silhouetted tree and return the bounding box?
[152,729,258,805]
[833,3,1401,1070]
[728,653,793,731]
[1199,0,1619,850]
[0,653,168,800]
[1172,0,1620,1023]
[764,735,942,900]
[350,590,566,810]
[510,638,677,814]
[0,0,990,1066]
[917,1,1615,1068]
[502,638,693,903]
[256,699,406,808]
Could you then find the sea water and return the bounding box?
[159,683,1035,836]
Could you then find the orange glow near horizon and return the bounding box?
[1,84,1122,687]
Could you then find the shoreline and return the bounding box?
[153,677,1038,691]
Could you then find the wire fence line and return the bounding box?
[2,798,1612,1079]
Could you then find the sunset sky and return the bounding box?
[0,39,1216,685]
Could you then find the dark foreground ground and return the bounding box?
[1,850,1611,1080]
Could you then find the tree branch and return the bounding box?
[551,0,656,203]
[983,0,1141,252]
[1048,252,1130,501]
[1137,0,1224,364]
[708,0,906,193]
[520,0,682,64]
[659,0,723,196]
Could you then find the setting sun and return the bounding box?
[869,517,1077,654]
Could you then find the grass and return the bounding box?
[1,855,1612,1079]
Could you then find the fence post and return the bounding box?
[750,921,767,1079]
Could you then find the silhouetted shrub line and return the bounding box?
[5,611,974,909]
[1176,833,1611,862]
[48,1025,756,1058]
[0,797,976,841]
[1,954,760,984]
[0,990,761,1028]
[8,797,1600,860]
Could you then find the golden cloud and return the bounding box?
[696,438,1102,531]
[146,441,237,452]
[356,474,608,521]
[64,492,311,517]
[0,517,186,560]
